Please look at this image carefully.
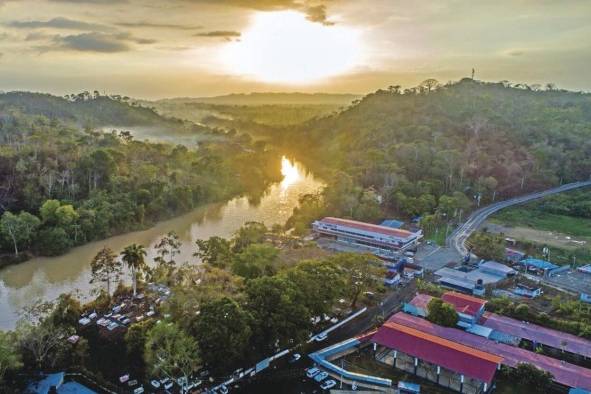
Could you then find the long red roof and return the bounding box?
[441,292,487,316]
[372,321,501,383]
[321,217,415,239]
[389,312,591,390]
[480,312,591,358]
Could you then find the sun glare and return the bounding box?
[220,11,362,84]
[280,156,301,189]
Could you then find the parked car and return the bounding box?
[119,374,129,384]
[133,387,144,394]
[320,380,337,390]
[306,367,320,378]
[289,353,301,363]
[314,372,329,382]
[128,379,138,386]
[314,333,328,342]
[163,380,174,390]
[150,380,161,389]
[219,385,228,394]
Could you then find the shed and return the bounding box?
[381,219,405,229]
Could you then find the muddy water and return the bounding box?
[0,158,323,330]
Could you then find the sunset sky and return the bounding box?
[0,0,590,98]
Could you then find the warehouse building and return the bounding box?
[312,217,422,253]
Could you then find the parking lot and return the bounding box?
[415,244,461,272]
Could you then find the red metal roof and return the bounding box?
[408,293,433,310]
[389,312,591,390]
[321,217,415,239]
[480,312,591,358]
[372,321,501,384]
[441,292,487,316]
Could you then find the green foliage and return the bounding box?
[0,331,21,384]
[426,298,459,327]
[327,253,383,308]
[193,297,252,373]
[144,322,200,384]
[194,236,232,268]
[231,243,279,279]
[245,276,311,354]
[501,363,553,392]
[232,221,267,253]
[468,231,505,261]
[35,227,73,256]
[121,244,147,296]
[0,211,40,255]
[90,247,122,295]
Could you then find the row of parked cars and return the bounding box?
[305,368,337,390]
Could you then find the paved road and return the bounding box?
[447,180,591,257]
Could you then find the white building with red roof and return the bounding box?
[312,217,422,254]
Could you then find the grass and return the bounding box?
[491,208,591,237]
[425,225,449,246]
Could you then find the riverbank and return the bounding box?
[0,159,324,330]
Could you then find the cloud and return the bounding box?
[506,49,525,57]
[195,30,241,40]
[116,21,203,31]
[39,32,156,53]
[8,17,112,32]
[184,0,335,25]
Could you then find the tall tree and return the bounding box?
[0,331,21,385]
[154,231,181,268]
[194,236,232,268]
[90,247,122,295]
[145,323,200,392]
[121,244,147,297]
[0,211,40,256]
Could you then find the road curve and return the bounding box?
[447,180,591,257]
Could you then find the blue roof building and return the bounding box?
[380,219,404,229]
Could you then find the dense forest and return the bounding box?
[283,79,591,234]
[0,99,282,264]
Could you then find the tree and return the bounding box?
[194,236,232,268]
[154,231,181,268]
[90,247,122,295]
[506,363,553,392]
[0,211,40,256]
[469,231,505,261]
[0,331,21,384]
[121,244,147,297]
[328,253,383,308]
[124,320,154,370]
[36,227,72,256]
[231,243,279,279]
[232,222,267,253]
[17,321,73,369]
[145,323,200,392]
[193,297,252,373]
[420,78,440,92]
[426,298,459,327]
[245,276,311,354]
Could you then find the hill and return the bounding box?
[158,92,361,106]
[284,79,591,233]
[0,91,197,131]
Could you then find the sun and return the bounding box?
[220,11,362,84]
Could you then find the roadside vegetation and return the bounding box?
[0,222,387,389]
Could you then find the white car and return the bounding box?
[164,381,174,390]
[306,367,320,378]
[314,332,328,342]
[314,372,329,382]
[150,380,160,389]
[289,353,301,363]
[219,385,229,394]
[133,387,144,394]
[320,380,337,390]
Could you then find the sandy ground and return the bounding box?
[481,221,590,250]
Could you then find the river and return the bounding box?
[0,157,323,330]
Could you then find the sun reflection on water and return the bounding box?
[280,156,301,190]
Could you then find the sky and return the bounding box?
[0,0,590,99]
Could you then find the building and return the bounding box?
[478,261,516,278]
[578,265,591,275]
[312,217,422,254]
[519,258,559,277]
[390,312,591,391]
[381,219,405,229]
[441,292,487,325]
[513,284,542,298]
[403,294,433,317]
[505,248,525,262]
[26,372,97,394]
[373,321,502,393]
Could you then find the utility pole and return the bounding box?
[492,190,496,202]
[471,68,475,80]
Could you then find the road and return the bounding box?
[447,180,591,257]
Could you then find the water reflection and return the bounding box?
[0,157,323,330]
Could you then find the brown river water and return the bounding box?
[0,157,323,330]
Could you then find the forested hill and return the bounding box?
[159,92,361,106]
[285,79,591,232]
[0,91,196,131]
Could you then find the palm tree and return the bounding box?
[121,243,147,297]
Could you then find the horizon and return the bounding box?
[1,0,590,99]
